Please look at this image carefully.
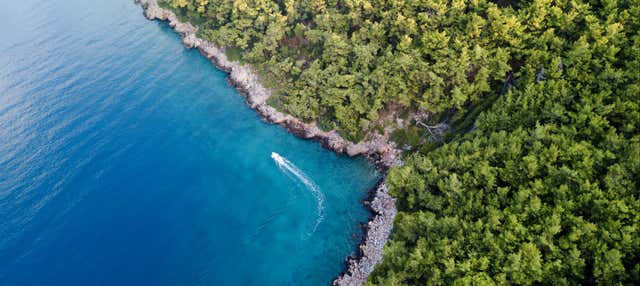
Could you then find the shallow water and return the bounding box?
[0,1,378,285]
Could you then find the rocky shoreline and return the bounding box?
[134,1,398,284]
[334,179,396,286]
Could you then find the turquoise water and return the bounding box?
[0,1,378,285]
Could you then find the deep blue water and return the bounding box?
[0,1,379,285]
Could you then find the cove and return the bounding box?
[0,0,379,285]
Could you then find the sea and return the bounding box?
[0,0,379,285]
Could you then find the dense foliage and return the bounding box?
[162,0,517,141]
[370,0,640,284]
[160,0,639,284]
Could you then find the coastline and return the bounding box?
[334,178,396,286]
[134,1,398,285]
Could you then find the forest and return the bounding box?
[161,0,639,284]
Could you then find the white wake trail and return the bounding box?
[271,152,325,235]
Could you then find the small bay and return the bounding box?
[0,0,378,285]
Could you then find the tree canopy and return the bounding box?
[159,0,640,284]
[369,0,640,283]
[160,0,526,141]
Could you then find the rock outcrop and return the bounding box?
[134,1,399,285]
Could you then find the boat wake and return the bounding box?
[271,152,325,235]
